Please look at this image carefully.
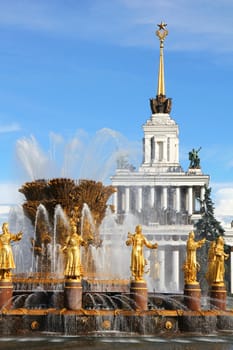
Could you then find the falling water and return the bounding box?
[9,205,32,273]
[85,206,131,280]
[33,204,52,273]
[13,128,141,279]
[53,204,69,275]
[10,213,32,274]
[81,203,96,238]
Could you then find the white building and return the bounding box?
[111,24,210,292]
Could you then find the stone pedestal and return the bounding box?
[130,280,148,310]
[210,284,227,310]
[64,280,82,310]
[0,280,13,309]
[184,283,201,311]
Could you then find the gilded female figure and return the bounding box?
[0,222,23,280]
[206,241,216,285]
[62,222,86,280]
[126,225,158,282]
[212,236,229,285]
[183,231,205,284]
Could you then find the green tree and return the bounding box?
[194,185,224,240]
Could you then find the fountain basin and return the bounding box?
[1,308,233,336]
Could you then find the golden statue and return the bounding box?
[183,231,205,285]
[0,222,23,281]
[126,225,158,282]
[206,241,216,285]
[212,236,229,285]
[61,221,86,281]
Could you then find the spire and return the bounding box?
[150,22,172,114]
[156,22,168,96]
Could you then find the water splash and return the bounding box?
[16,128,140,183]
[81,203,96,238]
[9,205,32,273]
[53,205,69,275]
[33,204,52,273]
[16,135,53,180]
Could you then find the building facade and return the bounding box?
[111,23,210,292]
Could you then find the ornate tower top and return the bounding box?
[156,21,168,96]
[150,22,172,114]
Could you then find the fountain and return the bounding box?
[0,23,233,340]
[0,176,231,337]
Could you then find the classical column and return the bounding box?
[125,187,130,214]
[144,136,151,164]
[158,249,165,291]
[155,141,159,162]
[188,187,193,215]
[175,187,181,212]
[112,191,118,214]
[162,187,168,209]
[121,191,125,212]
[164,140,167,162]
[200,186,205,201]
[150,186,155,208]
[137,187,143,213]
[151,137,155,163]
[172,249,179,291]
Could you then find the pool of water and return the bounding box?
[0,334,233,350]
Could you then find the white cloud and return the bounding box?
[0,205,11,215]
[49,131,64,145]
[0,0,233,51]
[0,122,21,133]
[0,1,59,32]
[211,183,233,223]
[0,183,22,204]
[119,0,233,51]
[0,205,11,226]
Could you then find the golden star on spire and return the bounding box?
[156,22,168,43]
[157,22,167,31]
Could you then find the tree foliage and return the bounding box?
[194,185,224,240]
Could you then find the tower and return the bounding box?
[111,23,210,292]
[141,22,179,173]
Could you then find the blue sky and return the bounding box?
[1,0,233,223]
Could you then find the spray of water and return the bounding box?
[16,128,140,183]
